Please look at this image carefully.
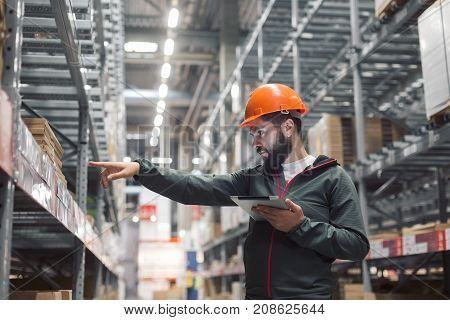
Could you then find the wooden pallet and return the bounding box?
[402,221,450,236]
[368,231,402,241]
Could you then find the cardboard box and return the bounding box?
[212,223,222,240]
[374,0,409,19]
[342,284,365,300]
[23,118,64,159]
[9,290,64,300]
[308,115,405,166]
[153,286,183,300]
[418,0,450,120]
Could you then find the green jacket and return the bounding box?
[134,155,369,299]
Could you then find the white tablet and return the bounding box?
[230,196,289,221]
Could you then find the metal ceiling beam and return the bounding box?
[125,52,215,66]
[262,0,326,83]
[309,0,431,109]
[124,89,218,107]
[184,67,210,126]
[204,0,276,128]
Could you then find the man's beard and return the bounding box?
[259,130,292,175]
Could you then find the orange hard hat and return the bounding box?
[240,83,308,128]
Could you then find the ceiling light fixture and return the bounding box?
[124,41,158,53]
[161,63,171,79]
[168,8,179,28]
[164,39,174,56]
[159,83,168,98]
[154,114,164,126]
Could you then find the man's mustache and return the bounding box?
[256,146,269,155]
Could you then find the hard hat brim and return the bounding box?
[239,108,308,128]
[239,114,261,128]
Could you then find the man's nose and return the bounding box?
[252,138,261,149]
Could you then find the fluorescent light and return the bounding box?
[124,41,158,53]
[164,38,174,56]
[168,8,179,28]
[231,83,240,99]
[159,83,168,98]
[323,96,334,102]
[301,33,314,39]
[156,100,166,113]
[80,68,87,73]
[362,72,374,77]
[104,41,109,48]
[374,63,389,69]
[161,63,171,79]
[412,81,422,88]
[132,215,139,223]
[192,158,202,165]
[123,156,131,162]
[152,127,161,137]
[151,157,173,164]
[379,103,390,111]
[150,136,159,146]
[150,215,157,222]
[154,114,164,126]
[84,85,91,90]
[203,130,211,147]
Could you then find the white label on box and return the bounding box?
[402,235,416,246]
[404,242,428,255]
[370,247,390,259]
[445,228,450,250]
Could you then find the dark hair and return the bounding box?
[260,112,303,138]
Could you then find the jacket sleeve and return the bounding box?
[287,166,370,261]
[133,159,249,206]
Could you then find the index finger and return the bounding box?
[89,161,115,168]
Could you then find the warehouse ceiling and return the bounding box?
[124,0,430,161]
[124,0,258,130]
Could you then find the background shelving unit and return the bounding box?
[0,0,125,300]
[199,0,450,299]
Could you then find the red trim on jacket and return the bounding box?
[267,228,275,299]
[266,158,337,299]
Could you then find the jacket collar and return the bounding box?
[256,154,339,176]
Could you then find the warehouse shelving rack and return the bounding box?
[0,0,125,300]
[200,0,450,298]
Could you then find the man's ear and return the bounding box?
[282,118,295,137]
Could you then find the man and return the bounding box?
[90,83,369,300]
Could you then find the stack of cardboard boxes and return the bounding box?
[308,115,405,166]
[9,290,72,300]
[23,118,65,185]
